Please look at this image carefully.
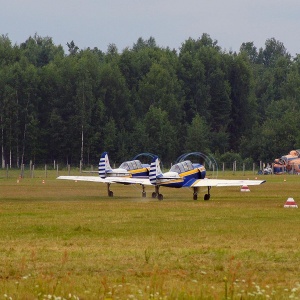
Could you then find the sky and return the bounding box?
[1,0,300,56]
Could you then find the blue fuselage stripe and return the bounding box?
[131,170,149,177]
[159,170,205,188]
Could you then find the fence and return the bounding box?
[0,160,286,180]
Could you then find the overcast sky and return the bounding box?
[1,0,299,56]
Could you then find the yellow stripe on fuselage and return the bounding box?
[129,168,149,175]
[179,169,199,178]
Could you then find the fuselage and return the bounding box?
[119,160,150,178]
[157,161,206,188]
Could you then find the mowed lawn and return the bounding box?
[0,171,300,299]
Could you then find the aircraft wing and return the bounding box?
[107,177,151,185]
[191,178,266,187]
[57,176,108,182]
[57,176,151,185]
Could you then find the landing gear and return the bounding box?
[106,182,147,198]
[142,185,146,198]
[193,187,199,200]
[192,186,211,200]
[204,186,211,201]
[151,186,163,200]
[107,183,113,197]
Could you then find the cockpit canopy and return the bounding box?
[119,160,143,171]
[170,160,194,174]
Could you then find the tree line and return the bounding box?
[1,33,300,168]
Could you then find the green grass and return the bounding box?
[0,171,300,299]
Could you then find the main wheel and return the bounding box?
[152,192,157,198]
[193,193,198,200]
[158,194,163,201]
[109,191,114,197]
[204,194,210,201]
[142,191,146,198]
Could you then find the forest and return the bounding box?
[0,33,300,168]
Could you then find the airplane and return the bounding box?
[148,154,266,200]
[273,150,300,174]
[57,152,266,201]
[58,152,152,197]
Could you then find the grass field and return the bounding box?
[0,170,300,299]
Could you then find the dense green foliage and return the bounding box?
[1,33,300,167]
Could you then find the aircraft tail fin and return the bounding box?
[149,156,162,185]
[98,152,112,178]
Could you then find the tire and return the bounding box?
[204,194,210,201]
[158,194,163,201]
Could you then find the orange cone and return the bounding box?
[284,197,298,208]
[241,185,250,192]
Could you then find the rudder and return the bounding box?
[149,156,162,185]
[98,152,112,178]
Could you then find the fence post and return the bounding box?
[21,164,24,178]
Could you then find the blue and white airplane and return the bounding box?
[57,152,151,197]
[57,152,266,201]
[148,156,265,200]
